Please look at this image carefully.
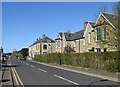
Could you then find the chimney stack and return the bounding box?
[84,21,88,29]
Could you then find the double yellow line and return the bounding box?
[12,67,24,87]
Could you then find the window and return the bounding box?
[43,45,47,50]
[104,48,107,52]
[96,48,101,52]
[96,28,101,41]
[89,47,94,52]
[57,40,60,48]
[36,46,37,50]
[103,27,108,40]
[43,52,47,54]
[38,45,39,50]
[88,32,91,44]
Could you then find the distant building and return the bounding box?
[29,35,55,58]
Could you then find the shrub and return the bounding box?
[34,51,119,73]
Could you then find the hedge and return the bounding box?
[34,51,120,73]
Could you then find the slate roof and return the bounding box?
[56,30,84,41]
[64,32,75,41]
[30,35,55,47]
[102,12,118,28]
[72,30,84,40]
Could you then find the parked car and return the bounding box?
[20,57,26,60]
[26,56,33,61]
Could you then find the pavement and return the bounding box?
[1,59,13,87]
[10,58,119,86]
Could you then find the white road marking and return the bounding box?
[30,65,35,68]
[26,63,29,65]
[54,74,79,85]
[38,68,47,73]
[23,62,25,63]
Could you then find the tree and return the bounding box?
[110,2,120,51]
[64,45,75,53]
[19,48,28,58]
[12,51,19,58]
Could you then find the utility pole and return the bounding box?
[0,47,3,61]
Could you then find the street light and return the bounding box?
[0,47,3,61]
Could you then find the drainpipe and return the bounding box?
[40,40,42,54]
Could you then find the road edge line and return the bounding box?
[12,68,19,86]
[13,67,24,86]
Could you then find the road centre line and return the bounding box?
[30,65,35,68]
[38,68,47,73]
[22,62,25,63]
[54,74,79,85]
[26,63,29,65]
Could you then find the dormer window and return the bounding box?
[112,15,116,19]
[69,34,73,37]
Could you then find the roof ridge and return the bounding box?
[101,12,118,15]
[74,30,84,33]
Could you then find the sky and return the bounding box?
[2,2,116,52]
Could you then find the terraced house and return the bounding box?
[29,35,55,57]
[29,12,118,57]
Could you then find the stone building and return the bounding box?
[29,35,55,58]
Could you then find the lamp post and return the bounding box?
[0,47,3,62]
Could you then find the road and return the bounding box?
[10,58,118,86]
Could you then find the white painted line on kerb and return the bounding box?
[30,65,35,68]
[38,68,47,73]
[54,74,79,85]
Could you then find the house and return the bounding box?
[55,30,84,53]
[72,30,84,53]
[29,34,55,57]
[55,30,75,53]
[83,21,95,52]
[93,12,118,52]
